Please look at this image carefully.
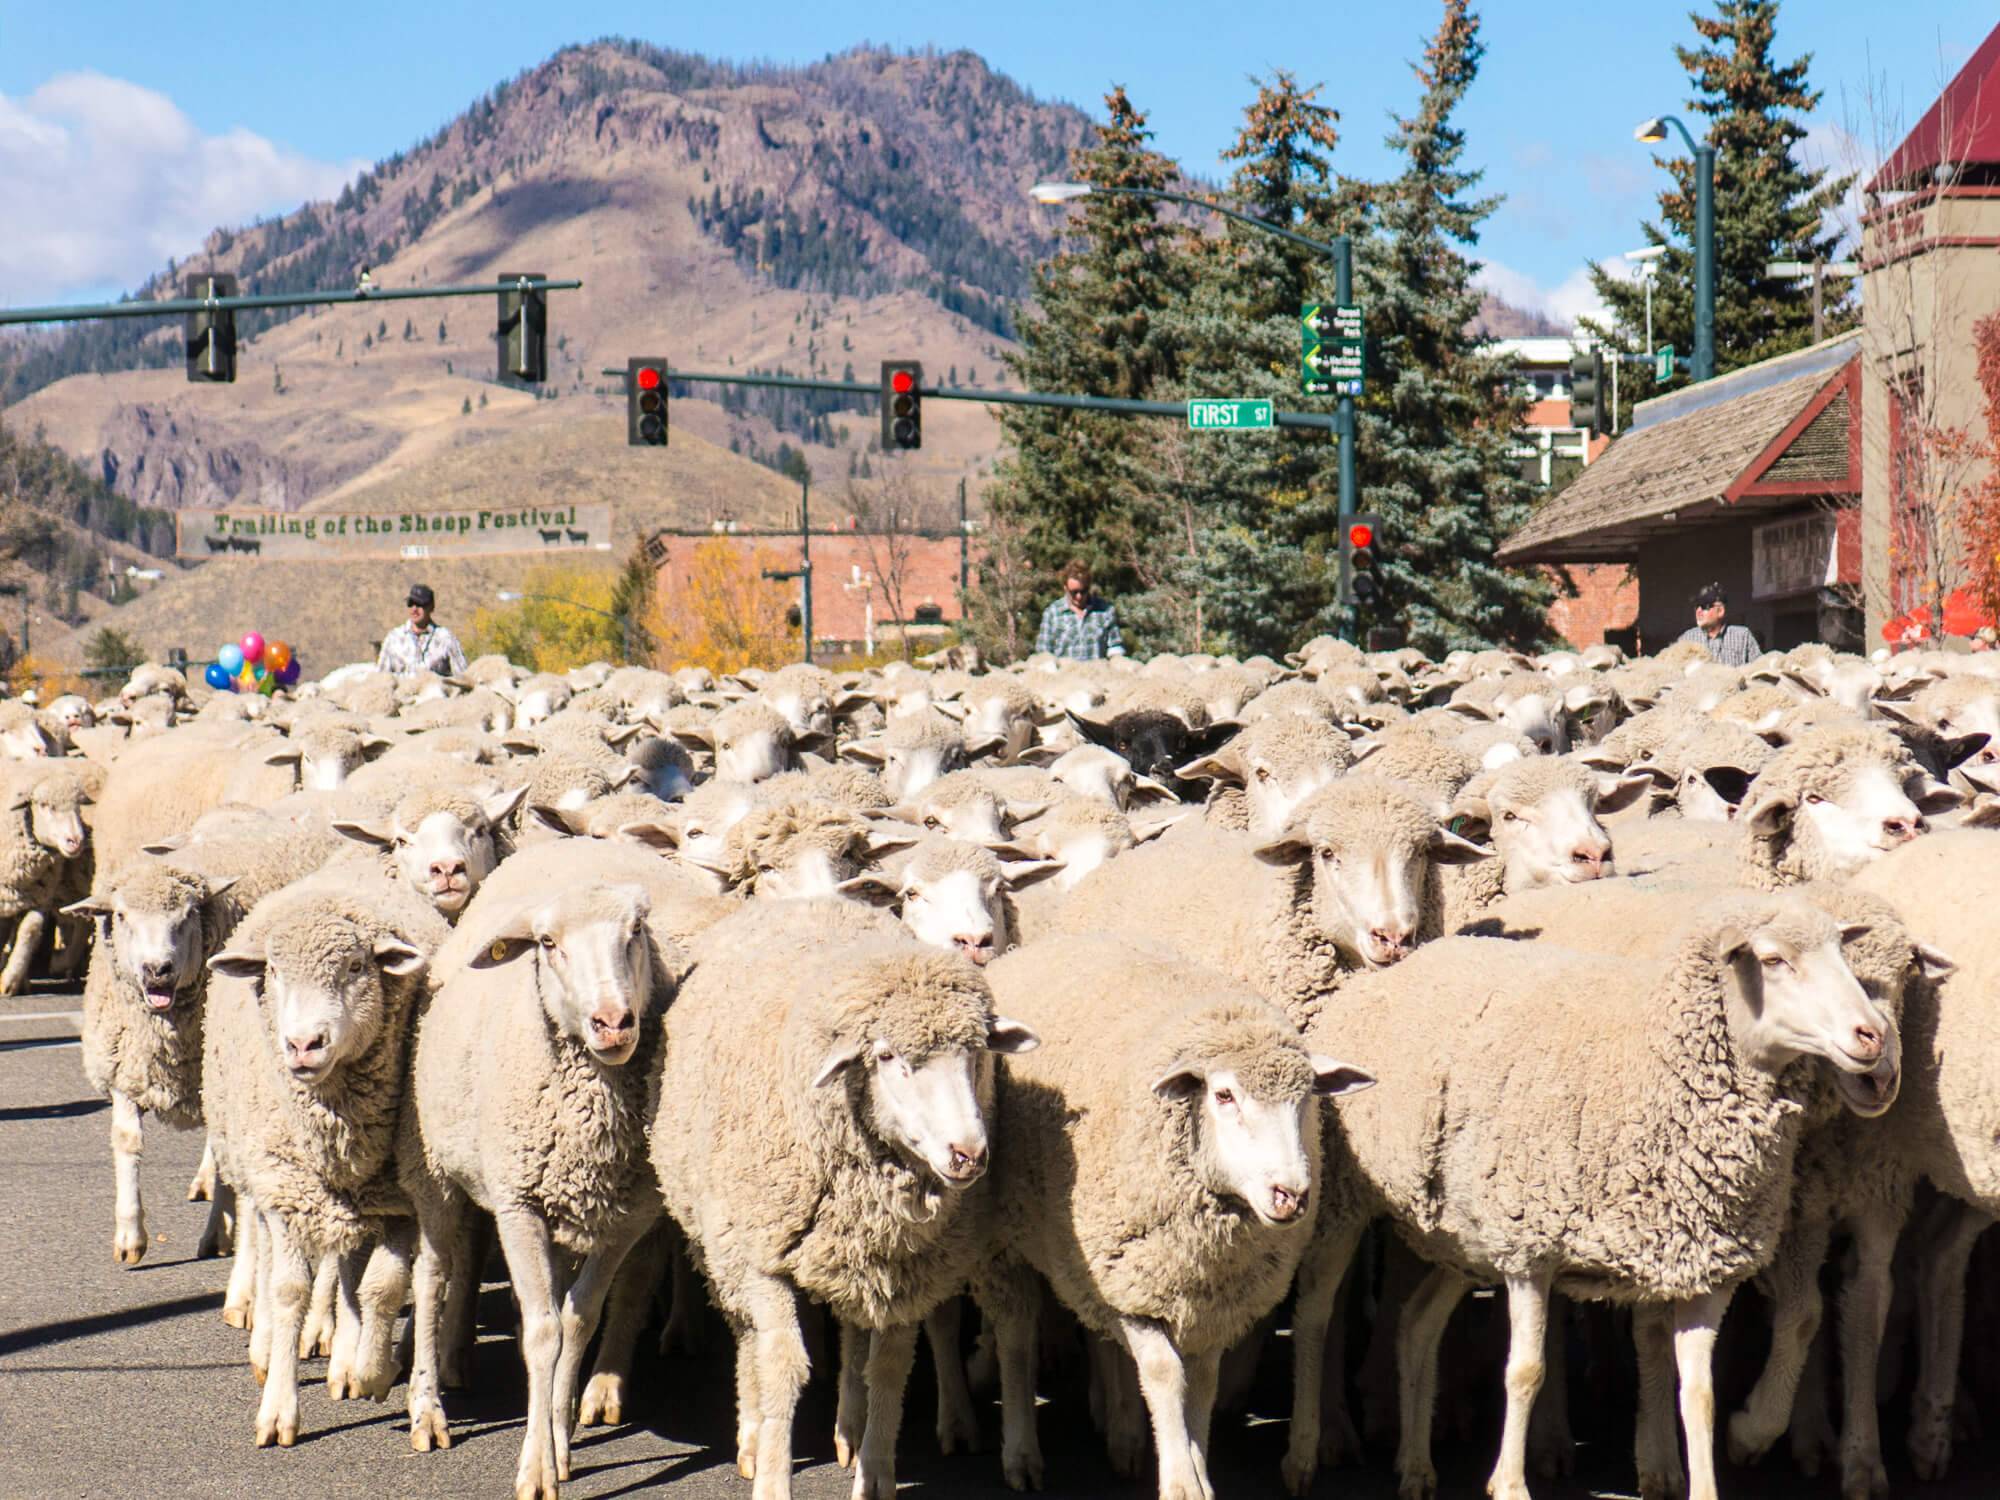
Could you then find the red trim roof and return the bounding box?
[1869,23,2000,192]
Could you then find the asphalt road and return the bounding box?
[6,980,1999,1500]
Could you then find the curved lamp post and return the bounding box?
[1635,117,1715,383]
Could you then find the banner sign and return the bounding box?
[175,503,614,561]
[1751,513,1836,600]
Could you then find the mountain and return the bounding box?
[1471,293,1568,339]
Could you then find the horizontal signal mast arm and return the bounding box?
[0,278,584,328]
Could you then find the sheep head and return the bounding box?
[840,836,1060,965]
[472,882,664,1064]
[12,769,91,859]
[66,865,232,1016]
[1449,759,1649,891]
[1740,729,1960,881]
[334,786,526,917]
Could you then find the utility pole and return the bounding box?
[957,478,969,599]
[800,473,813,664]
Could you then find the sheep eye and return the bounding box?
[1760,954,1789,971]
[1213,1088,1235,1107]
[1501,811,1518,822]
[924,816,942,829]
[1938,718,1952,730]
[1804,793,1826,806]
[538,935,556,949]
[1254,767,1271,782]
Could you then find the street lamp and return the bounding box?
[1634,116,1715,383]
[1027,178,1359,540]
[495,589,649,664]
[1624,245,1666,357]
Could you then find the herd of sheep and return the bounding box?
[9,631,2000,1500]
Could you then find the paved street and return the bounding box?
[6,982,1999,1500]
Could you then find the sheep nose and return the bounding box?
[430,858,466,880]
[954,935,995,966]
[1269,1185,1308,1222]
[590,1007,636,1042]
[140,961,173,987]
[1849,1023,1884,1063]
[1881,817,1919,843]
[946,1143,988,1181]
[285,1034,328,1064]
[1367,927,1412,964]
[1571,843,1610,877]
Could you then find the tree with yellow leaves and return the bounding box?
[646,537,798,674]
[469,565,627,673]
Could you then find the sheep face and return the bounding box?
[23,785,88,859]
[1676,764,1757,823]
[815,1015,1039,1187]
[67,871,226,1015]
[1152,1052,1374,1226]
[712,709,794,784]
[1745,763,1932,879]
[0,714,53,759]
[44,695,94,732]
[1048,743,1173,811]
[511,680,570,727]
[762,685,833,742]
[1071,708,1231,791]
[213,926,424,1085]
[334,787,524,917]
[1719,913,1898,1116]
[843,850,1056,965]
[903,785,1013,845]
[1463,767,1649,890]
[268,730,386,793]
[1257,781,1491,969]
[480,885,657,1063]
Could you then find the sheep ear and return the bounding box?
[987,1017,1040,1055]
[1913,942,1957,980]
[608,764,645,791]
[1066,710,1120,749]
[603,723,644,748]
[360,734,395,758]
[962,731,1009,761]
[1253,831,1313,866]
[469,916,537,967]
[1005,798,1049,824]
[1912,777,1963,815]
[209,950,266,981]
[1175,747,1242,785]
[1445,701,1494,721]
[1700,766,1756,808]
[1593,772,1654,816]
[1128,774,1180,805]
[1150,1061,1206,1098]
[529,804,576,835]
[668,723,715,750]
[331,818,394,849]
[1012,742,1064,767]
[1131,812,1186,845]
[930,699,969,722]
[1739,790,1796,836]
[203,876,240,901]
[1447,790,1492,835]
[482,785,530,826]
[840,740,888,767]
[61,894,113,920]
[1428,827,1494,865]
[617,821,680,850]
[811,1039,867,1088]
[5,788,32,811]
[1714,925,1751,963]
[1308,1053,1376,1098]
[373,938,427,978]
[998,858,1065,890]
[838,873,904,909]
[1961,795,2000,829]
[1935,733,1991,773]
[1869,699,1919,726]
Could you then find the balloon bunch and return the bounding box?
[203,632,300,695]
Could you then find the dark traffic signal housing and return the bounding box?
[881,361,922,450]
[184,272,238,383]
[497,270,548,383]
[1340,513,1384,608]
[1568,347,1605,437]
[628,357,668,446]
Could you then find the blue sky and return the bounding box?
[1,1,1993,320]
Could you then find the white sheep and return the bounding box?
[330,784,525,919]
[839,832,1060,964]
[0,761,93,994]
[649,897,1037,1500]
[1438,756,1650,929]
[1176,711,1355,838]
[1736,725,1958,887]
[1296,893,1896,1500]
[975,935,1371,1497]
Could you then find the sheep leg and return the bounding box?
[408,1206,462,1453]
[1121,1316,1204,1500]
[440,1211,486,1390]
[744,1271,811,1500]
[1102,1338,1148,1477]
[1633,1302,1685,1500]
[1528,1296,1574,1478]
[0,908,46,994]
[253,1209,311,1448]
[1182,1345,1222,1500]
[300,1253,338,1360]
[928,1296,980,1456]
[731,1316,762,1478]
[248,1202,276,1383]
[1395,1264,1474,1500]
[188,1135,218,1202]
[492,1206,564,1500]
[1671,1287,1733,1500]
[1284,1215,1365,1494]
[51,913,88,980]
[659,1232,706,1355]
[223,1188,260,1331]
[1485,1273,1553,1500]
[978,1263,1043,1492]
[550,1221,650,1481]
[853,1319,919,1500]
[352,1225,413,1401]
[580,1224,667,1429]
[1909,1199,1994,1482]
[196,1176,236,1260]
[109,1090,147,1265]
[1727,1215,1830,1466]
[834,1319,868,1468]
[1832,1211,1897,1500]
[326,1250,366,1397]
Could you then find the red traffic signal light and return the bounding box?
[881,361,923,450]
[636,365,662,391]
[890,369,916,395]
[628,357,668,446]
[1346,522,1374,550]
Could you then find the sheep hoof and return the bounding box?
[113,1231,147,1266]
[936,1407,978,1456]
[1909,1418,1952,1481]
[250,1360,268,1388]
[833,1430,857,1469]
[1106,1429,1146,1479]
[195,1224,231,1260]
[1726,1410,1775,1466]
[187,1169,213,1202]
[1280,1445,1319,1496]
[1397,1465,1436,1500]
[1636,1468,1685,1500]
[577,1372,623,1428]
[1001,1445,1044,1491]
[1840,1455,1889,1500]
[254,1411,297,1448]
[410,1405,451,1452]
[222,1301,250,1330]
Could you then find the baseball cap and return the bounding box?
[407,584,436,609]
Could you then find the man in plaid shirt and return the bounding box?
[1035,559,1125,660]
[1676,581,1762,667]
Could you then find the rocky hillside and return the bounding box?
[1,41,1093,516]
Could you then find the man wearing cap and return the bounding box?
[377,584,468,677]
[1677,582,1762,667]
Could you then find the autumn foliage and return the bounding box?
[645,538,798,675]
[1961,312,2000,623]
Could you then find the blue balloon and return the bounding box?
[217,643,244,674]
[204,663,232,691]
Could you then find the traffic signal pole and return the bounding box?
[0,276,583,327]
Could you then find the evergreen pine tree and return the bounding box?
[974,87,1192,655]
[1358,0,1552,651]
[1586,0,1852,379]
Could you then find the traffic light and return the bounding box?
[627,357,668,447]
[1568,348,1605,436]
[1340,513,1384,608]
[881,361,922,450]
[497,270,547,383]
[184,272,237,383]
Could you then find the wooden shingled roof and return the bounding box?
[1499,344,1859,566]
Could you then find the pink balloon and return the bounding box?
[239,632,265,665]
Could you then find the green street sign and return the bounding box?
[1302,302,1364,396]
[1187,398,1274,431]
[1655,345,1675,381]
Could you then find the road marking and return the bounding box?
[0,1011,83,1024]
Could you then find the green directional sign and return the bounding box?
[1302,302,1365,397]
[1187,398,1274,431]
[1655,345,1675,382]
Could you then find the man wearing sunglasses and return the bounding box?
[1034,558,1125,661]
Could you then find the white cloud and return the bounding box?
[1796,117,1876,251]
[0,72,365,305]
[1476,259,1625,333]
